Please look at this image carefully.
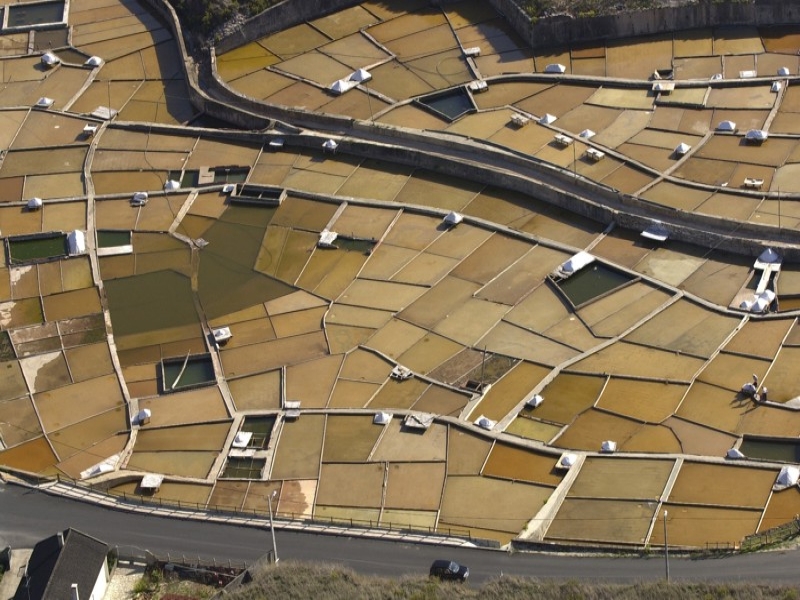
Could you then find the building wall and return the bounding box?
[88,560,108,600]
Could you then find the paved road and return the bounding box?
[2,482,799,585]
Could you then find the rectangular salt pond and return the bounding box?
[6,234,68,265]
[7,1,64,27]
[555,263,634,307]
[739,437,800,463]
[221,457,265,479]
[161,354,215,392]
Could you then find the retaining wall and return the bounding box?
[491,0,800,50]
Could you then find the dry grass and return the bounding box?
[226,562,800,600]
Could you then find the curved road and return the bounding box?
[2,483,799,585]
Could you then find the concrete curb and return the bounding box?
[20,480,479,550]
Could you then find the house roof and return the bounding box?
[15,529,108,600]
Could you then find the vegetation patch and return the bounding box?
[225,561,800,600]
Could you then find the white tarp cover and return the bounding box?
[323,139,338,151]
[642,222,669,242]
[35,97,54,108]
[746,129,768,142]
[776,466,800,487]
[474,415,496,430]
[41,52,60,67]
[164,179,181,191]
[67,230,85,255]
[404,412,434,430]
[757,247,781,266]
[559,453,577,468]
[726,448,745,460]
[136,408,152,424]
[373,412,393,425]
[213,327,232,343]
[717,120,736,131]
[85,56,103,67]
[674,142,691,155]
[525,394,544,408]
[330,79,356,94]
[141,474,164,490]
[390,365,413,380]
[772,81,782,92]
[443,211,463,226]
[80,454,119,479]
[601,440,617,453]
[233,431,253,448]
[539,113,557,124]
[579,129,596,139]
[559,251,594,276]
[131,191,148,206]
[778,66,791,76]
[318,229,338,248]
[350,68,372,83]
[545,63,566,73]
[26,197,43,210]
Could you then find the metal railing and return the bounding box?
[52,474,474,542]
[741,518,800,551]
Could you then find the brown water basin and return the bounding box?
[469,361,550,423]
[216,42,280,81]
[553,409,643,452]
[48,407,127,462]
[126,450,217,479]
[446,426,492,475]
[35,373,123,432]
[394,170,483,212]
[138,386,230,427]
[228,370,281,411]
[440,475,552,535]
[626,299,741,357]
[270,414,325,480]
[670,461,775,507]
[480,321,579,365]
[571,341,705,381]
[0,395,43,447]
[760,487,800,531]
[384,462,446,510]
[328,380,381,408]
[0,436,59,474]
[570,457,674,499]
[283,354,341,408]
[410,384,469,417]
[56,433,128,480]
[483,442,561,486]
[20,351,70,393]
[318,463,386,508]
[365,377,428,411]
[371,421,446,462]
[679,251,751,306]
[597,379,686,424]
[322,415,381,463]
[652,503,761,548]
[136,422,230,452]
[505,416,563,443]
[546,498,656,545]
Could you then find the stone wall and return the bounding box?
[491,0,800,49]
[215,0,361,55]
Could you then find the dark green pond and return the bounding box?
[97,230,131,248]
[739,438,800,463]
[8,1,64,27]
[556,263,633,307]
[7,234,67,264]
[418,89,474,121]
[162,354,215,391]
[241,415,277,449]
[197,205,295,320]
[220,457,265,479]
[104,270,198,337]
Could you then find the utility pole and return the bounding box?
[663,509,670,583]
[267,490,279,564]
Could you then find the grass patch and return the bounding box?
[225,561,800,600]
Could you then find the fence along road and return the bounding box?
[2,481,800,585]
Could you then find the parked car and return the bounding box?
[429,559,469,582]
